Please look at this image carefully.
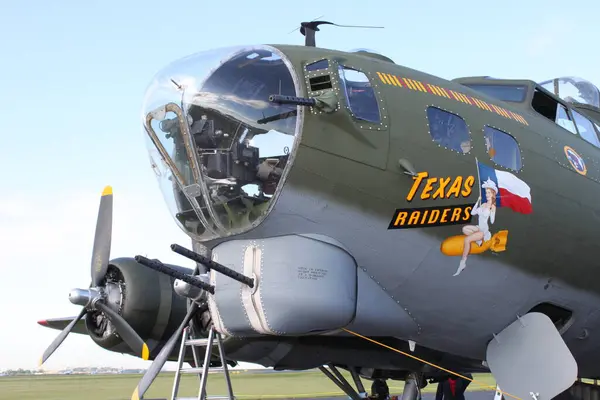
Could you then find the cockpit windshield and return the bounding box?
[539,77,600,109]
[141,46,302,241]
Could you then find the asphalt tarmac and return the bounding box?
[281,390,495,400]
[270,390,495,400]
[144,390,496,400]
[144,392,496,400]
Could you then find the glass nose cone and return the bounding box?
[141,46,302,241]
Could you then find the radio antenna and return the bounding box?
[288,15,324,34]
[299,20,384,47]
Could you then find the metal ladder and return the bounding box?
[170,324,235,400]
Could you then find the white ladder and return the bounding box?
[170,324,235,400]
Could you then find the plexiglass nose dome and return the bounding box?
[141,45,303,241]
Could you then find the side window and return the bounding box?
[556,105,577,134]
[338,66,381,123]
[483,126,523,171]
[571,109,600,148]
[426,107,471,154]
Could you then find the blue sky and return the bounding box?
[1,0,599,371]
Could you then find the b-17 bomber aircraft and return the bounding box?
[37,21,600,400]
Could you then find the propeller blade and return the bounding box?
[39,308,87,366]
[131,303,200,400]
[91,186,113,287]
[95,301,149,361]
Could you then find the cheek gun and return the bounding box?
[134,244,255,302]
[134,256,216,294]
[171,243,255,288]
[269,94,316,107]
[269,93,338,113]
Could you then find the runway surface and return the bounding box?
[143,391,496,400]
[280,390,495,400]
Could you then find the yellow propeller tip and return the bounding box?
[131,387,140,400]
[142,343,150,361]
[102,186,113,196]
[38,357,43,367]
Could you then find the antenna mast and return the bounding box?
[299,21,384,47]
[300,21,332,47]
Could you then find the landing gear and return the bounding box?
[400,373,422,400]
[319,365,369,400]
[318,366,425,400]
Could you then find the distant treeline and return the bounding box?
[1,369,36,376]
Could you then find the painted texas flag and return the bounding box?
[477,161,533,214]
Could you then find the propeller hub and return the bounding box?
[69,288,100,307]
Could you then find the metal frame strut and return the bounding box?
[170,324,234,400]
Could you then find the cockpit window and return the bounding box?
[462,84,527,103]
[338,66,381,123]
[531,87,577,134]
[571,110,600,148]
[426,107,471,154]
[539,77,600,108]
[556,105,577,134]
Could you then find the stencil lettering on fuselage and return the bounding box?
[388,172,475,229]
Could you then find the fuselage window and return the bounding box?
[338,66,381,123]
[571,109,600,148]
[426,107,471,154]
[483,126,523,171]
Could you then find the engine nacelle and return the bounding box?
[84,257,192,359]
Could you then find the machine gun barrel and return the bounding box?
[134,255,215,294]
[269,94,316,107]
[171,244,255,288]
